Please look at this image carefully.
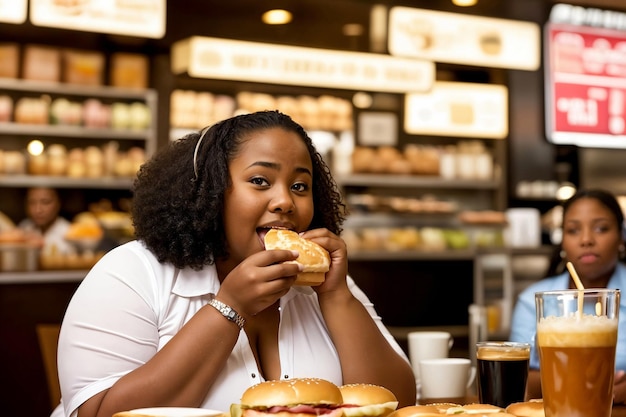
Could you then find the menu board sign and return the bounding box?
[172,37,435,93]
[0,0,26,23]
[404,81,508,139]
[545,23,626,148]
[30,0,165,38]
[388,6,540,71]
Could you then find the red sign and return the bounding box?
[546,23,626,148]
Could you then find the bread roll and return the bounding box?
[264,229,330,286]
[447,403,504,414]
[385,405,441,417]
[506,400,544,417]
[427,403,461,413]
[340,383,398,417]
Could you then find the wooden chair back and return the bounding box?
[36,323,61,410]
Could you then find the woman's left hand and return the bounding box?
[614,370,626,404]
[298,228,348,294]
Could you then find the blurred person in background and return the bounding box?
[18,187,71,253]
[510,188,626,403]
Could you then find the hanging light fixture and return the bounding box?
[262,9,293,25]
[452,0,478,6]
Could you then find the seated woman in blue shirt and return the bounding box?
[510,188,626,403]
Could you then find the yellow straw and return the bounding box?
[566,262,585,318]
[567,262,585,290]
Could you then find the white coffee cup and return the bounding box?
[407,331,453,380]
[418,358,476,400]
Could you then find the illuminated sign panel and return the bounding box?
[30,0,165,38]
[405,82,508,139]
[545,23,626,148]
[172,37,435,93]
[0,0,26,24]
[388,6,540,71]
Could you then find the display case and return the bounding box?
[336,135,508,260]
[0,78,157,280]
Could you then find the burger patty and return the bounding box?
[244,405,344,417]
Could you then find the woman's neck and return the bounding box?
[214,258,234,283]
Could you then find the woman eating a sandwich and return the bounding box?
[52,110,416,417]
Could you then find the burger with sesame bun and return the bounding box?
[231,378,344,417]
[339,383,399,417]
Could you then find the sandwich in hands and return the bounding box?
[264,229,330,286]
[340,383,399,417]
[231,378,344,417]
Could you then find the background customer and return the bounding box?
[510,188,626,403]
[18,187,71,253]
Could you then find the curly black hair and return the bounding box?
[132,110,346,270]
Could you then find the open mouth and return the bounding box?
[257,226,291,248]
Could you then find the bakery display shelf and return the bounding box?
[347,247,552,261]
[509,245,556,256]
[344,212,459,229]
[0,269,87,284]
[0,78,156,101]
[0,174,134,189]
[466,245,556,256]
[0,122,151,140]
[170,128,198,141]
[335,173,500,190]
[348,248,476,261]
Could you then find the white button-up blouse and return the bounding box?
[54,241,408,417]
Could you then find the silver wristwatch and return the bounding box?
[208,298,245,329]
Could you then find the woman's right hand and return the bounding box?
[217,249,301,317]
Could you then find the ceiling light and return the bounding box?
[556,182,577,201]
[262,9,292,25]
[452,0,478,6]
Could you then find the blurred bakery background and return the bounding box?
[1,0,626,415]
